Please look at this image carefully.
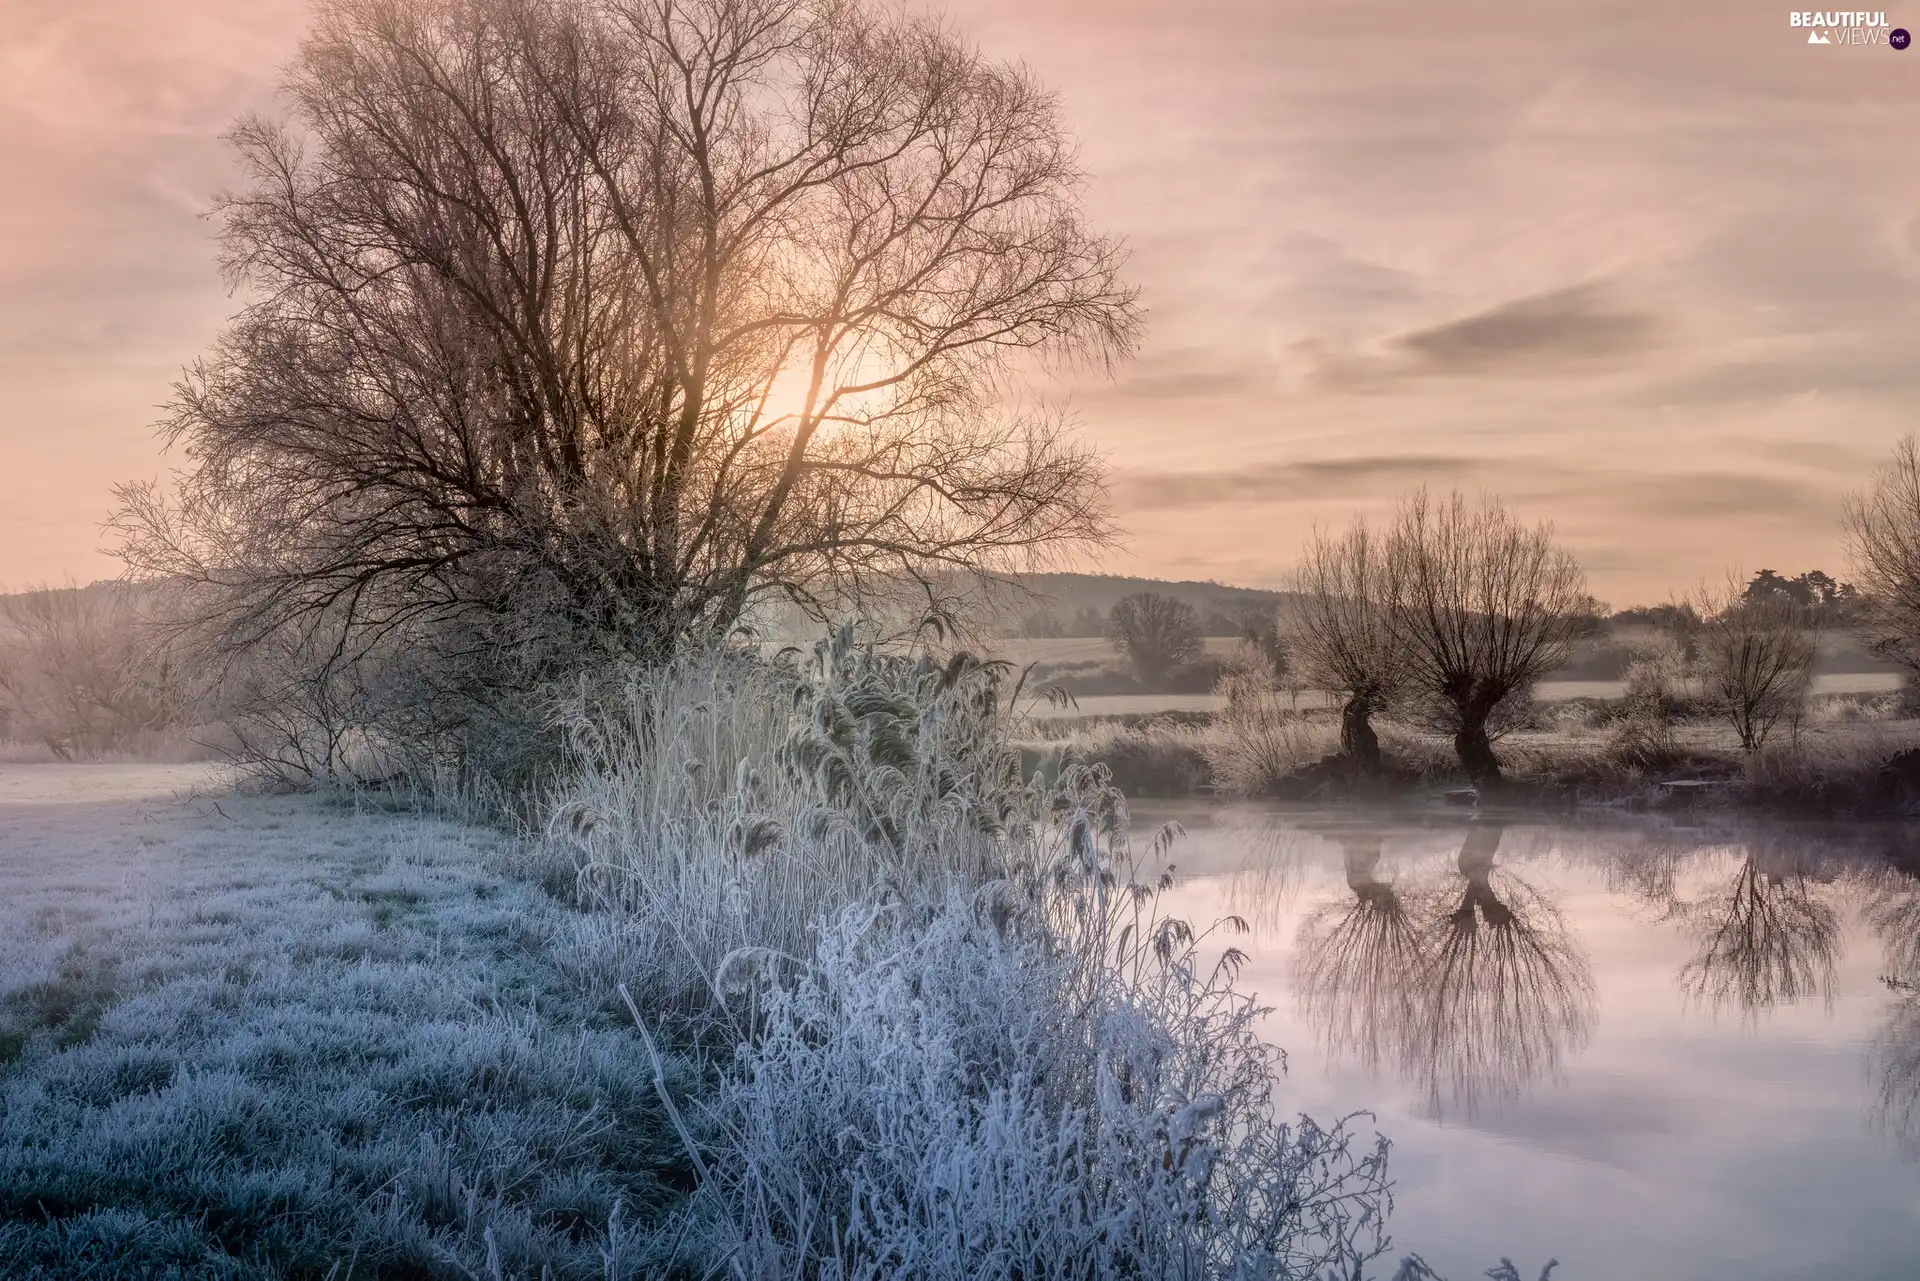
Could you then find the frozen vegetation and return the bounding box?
[0,766,683,1276]
[0,657,1553,1279]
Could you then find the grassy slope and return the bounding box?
[0,765,680,1279]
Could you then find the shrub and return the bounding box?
[1609,633,1686,765]
[544,631,1419,1277]
[1058,720,1213,798]
[1203,704,1341,799]
[671,824,1396,1280]
[543,629,1036,1024]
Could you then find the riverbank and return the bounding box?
[1026,695,1920,816]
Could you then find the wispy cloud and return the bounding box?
[1391,283,1661,374]
[1116,455,1494,512]
[1117,457,1838,528]
[3,0,1918,600]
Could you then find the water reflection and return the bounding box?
[1414,825,1596,1114]
[1675,850,1842,1019]
[1294,822,1595,1116]
[1197,805,1920,1152]
[1867,869,1920,1154]
[1169,805,1920,1273]
[1294,835,1422,1077]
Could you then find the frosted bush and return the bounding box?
[543,628,1060,1024]
[1202,700,1340,798]
[666,838,1394,1279]
[537,632,1540,1279]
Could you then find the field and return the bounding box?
[0,671,1434,1280]
[0,763,680,1277]
[1020,666,1905,722]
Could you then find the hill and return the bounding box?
[1003,572,1293,637]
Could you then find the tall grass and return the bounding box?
[534,630,1411,1277]
[1203,696,1341,799]
[678,873,1393,1279]
[542,629,1042,1022]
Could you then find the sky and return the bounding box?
[3,1,1919,605]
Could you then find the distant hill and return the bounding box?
[1002,573,1294,637]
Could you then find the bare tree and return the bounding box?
[0,584,188,758]
[1692,574,1820,753]
[1845,434,1920,681]
[1284,518,1404,771]
[1387,489,1589,787]
[1105,591,1202,684]
[113,0,1137,696]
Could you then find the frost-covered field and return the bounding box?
[0,764,676,1278]
[0,751,1520,1281]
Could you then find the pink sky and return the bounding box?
[4,1,1919,604]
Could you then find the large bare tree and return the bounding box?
[1284,518,1404,770]
[1845,434,1920,680]
[115,0,1137,679]
[1387,489,1589,787]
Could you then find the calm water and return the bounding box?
[1140,802,1920,1280]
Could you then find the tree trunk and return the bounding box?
[1452,823,1514,927]
[1454,710,1503,788]
[1341,837,1394,908]
[1339,693,1382,772]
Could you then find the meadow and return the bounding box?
[0,649,1541,1280]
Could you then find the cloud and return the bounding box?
[1089,366,1275,402]
[1610,471,1837,523]
[1117,455,1837,528]
[1391,282,1661,374]
[1290,282,1663,392]
[1115,454,1494,511]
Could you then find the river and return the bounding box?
[1141,801,1920,1279]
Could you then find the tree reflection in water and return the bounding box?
[1675,847,1841,1019]
[1866,861,1920,1154]
[1294,823,1595,1116]
[1409,824,1596,1115]
[1293,835,1423,1076]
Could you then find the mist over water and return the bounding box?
[1145,803,1920,1280]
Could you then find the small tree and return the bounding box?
[1693,575,1820,753]
[1609,631,1686,766]
[1285,519,1404,770]
[0,584,188,758]
[1106,592,1203,685]
[1387,489,1589,787]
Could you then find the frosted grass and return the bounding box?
[0,771,679,1277]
